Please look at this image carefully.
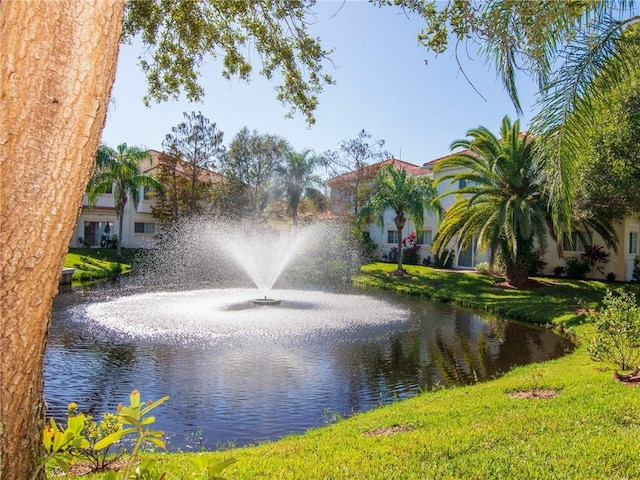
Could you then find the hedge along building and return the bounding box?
[327,154,639,281]
[70,150,224,249]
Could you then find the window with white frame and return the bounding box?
[417,229,432,245]
[630,232,639,254]
[562,232,591,252]
[387,230,398,244]
[134,222,156,234]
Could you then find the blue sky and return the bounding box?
[102,1,539,172]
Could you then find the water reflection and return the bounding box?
[46,286,572,450]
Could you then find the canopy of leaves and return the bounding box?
[220,127,288,219]
[432,116,548,285]
[123,0,334,124]
[380,0,640,228]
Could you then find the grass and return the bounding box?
[64,263,640,479]
[64,248,134,283]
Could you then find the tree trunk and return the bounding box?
[0,2,124,479]
[395,216,405,272]
[505,255,529,288]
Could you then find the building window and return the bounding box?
[630,232,639,254]
[417,229,432,245]
[562,232,591,252]
[134,222,156,234]
[143,186,155,200]
[387,230,398,244]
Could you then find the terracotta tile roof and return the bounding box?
[326,157,425,185]
[142,149,223,182]
[422,149,475,169]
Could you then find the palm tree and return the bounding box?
[87,143,164,257]
[359,164,442,272]
[277,148,323,226]
[432,117,548,288]
[433,116,617,288]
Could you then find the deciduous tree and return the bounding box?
[220,127,288,220]
[324,130,388,216]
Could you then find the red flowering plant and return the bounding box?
[402,232,421,265]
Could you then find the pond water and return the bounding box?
[46,283,572,450]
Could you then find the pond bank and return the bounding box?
[71,263,640,479]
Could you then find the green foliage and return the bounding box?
[564,256,590,280]
[588,289,640,370]
[475,262,492,276]
[37,414,90,478]
[41,391,237,479]
[433,116,546,287]
[219,127,288,220]
[122,0,333,125]
[276,148,323,226]
[66,403,124,471]
[358,164,442,271]
[634,255,640,282]
[64,249,132,282]
[88,144,164,256]
[401,232,420,266]
[581,244,610,279]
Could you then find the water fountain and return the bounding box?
[46,218,573,450]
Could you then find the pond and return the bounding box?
[46,283,572,450]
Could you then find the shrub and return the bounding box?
[401,232,420,265]
[581,244,610,279]
[475,262,493,275]
[528,248,547,276]
[564,256,590,279]
[606,272,616,282]
[553,265,565,277]
[422,256,432,267]
[634,255,640,282]
[587,289,640,371]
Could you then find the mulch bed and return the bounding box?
[506,388,560,399]
[615,366,640,385]
[363,424,416,437]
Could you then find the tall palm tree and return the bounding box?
[432,117,548,288]
[433,116,617,288]
[359,164,442,272]
[87,143,164,257]
[277,148,323,226]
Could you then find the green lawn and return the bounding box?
[68,263,640,479]
[64,248,133,283]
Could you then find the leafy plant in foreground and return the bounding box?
[588,289,640,371]
[40,391,236,479]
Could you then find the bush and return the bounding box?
[581,244,609,279]
[634,255,640,282]
[475,262,493,275]
[528,248,547,276]
[587,289,640,371]
[606,272,616,282]
[401,232,420,265]
[564,256,590,279]
[553,265,565,277]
